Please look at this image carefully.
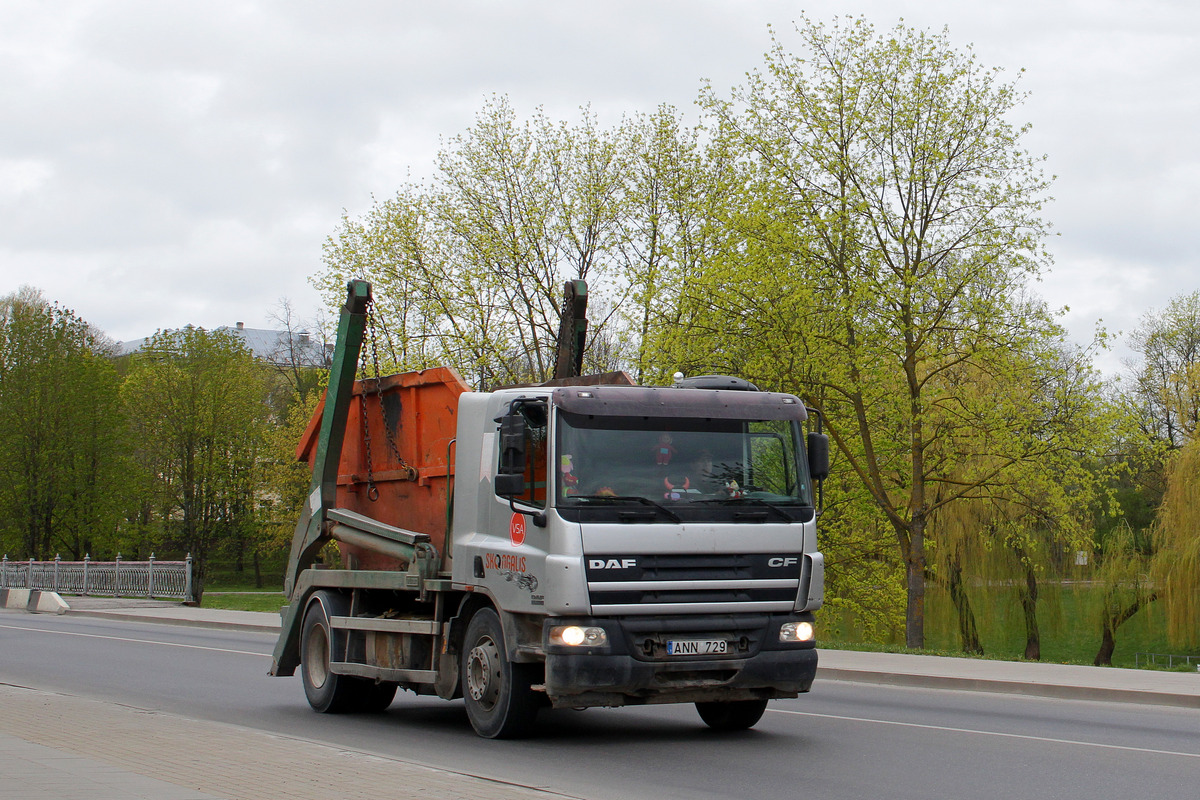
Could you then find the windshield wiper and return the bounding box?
[569,495,682,523]
[696,496,795,522]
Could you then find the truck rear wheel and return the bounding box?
[355,680,398,713]
[461,608,539,738]
[301,591,396,713]
[695,699,769,731]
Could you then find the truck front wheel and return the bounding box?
[695,699,769,731]
[461,608,539,738]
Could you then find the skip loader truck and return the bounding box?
[270,278,830,738]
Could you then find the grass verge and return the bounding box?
[201,592,287,613]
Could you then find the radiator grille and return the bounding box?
[585,553,802,615]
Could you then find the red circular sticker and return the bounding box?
[509,512,527,547]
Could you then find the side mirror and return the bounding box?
[807,432,830,482]
[494,472,525,497]
[495,410,527,497]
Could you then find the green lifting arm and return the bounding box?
[272,280,371,676]
[552,279,588,379]
[282,279,372,598]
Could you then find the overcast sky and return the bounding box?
[2,0,1196,375]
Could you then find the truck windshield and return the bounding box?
[555,410,813,522]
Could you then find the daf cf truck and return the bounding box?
[270,279,828,738]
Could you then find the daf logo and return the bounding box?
[768,557,799,568]
[589,558,637,570]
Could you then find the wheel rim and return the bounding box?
[304,621,330,689]
[466,634,502,711]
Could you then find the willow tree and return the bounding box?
[935,338,1114,657]
[1095,291,1200,661]
[1147,358,1200,650]
[1152,438,1200,649]
[1093,520,1156,666]
[663,16,1086,649]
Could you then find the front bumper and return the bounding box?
[541,613,818,708]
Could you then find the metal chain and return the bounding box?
[363,305,417,486]
[359,368,379,502]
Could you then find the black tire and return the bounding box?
[461,607,540,738]
[696,699,769,731]
[301,592,392,714]
[356,680,398,713]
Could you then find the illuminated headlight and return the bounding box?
[779,621,815,643]
[550,625,608,647]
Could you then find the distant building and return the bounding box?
[116,322,332,368]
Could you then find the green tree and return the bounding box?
[1126,290,1200,450]
[661,16,1101,649]
[262,387,323,551]
[0,288,128,559]
[611,106,738,383]
[319,98,631,387]
[815,471,907,644]
[318,99,731,389]
[121,327,270,599]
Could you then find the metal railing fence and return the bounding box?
[1134,652,1200,670]
[0,554,193,602]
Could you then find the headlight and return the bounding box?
[549,625,608,647]
[779,621,815,643]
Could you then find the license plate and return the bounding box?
[666,638,728,656]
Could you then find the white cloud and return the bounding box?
[0,158,55,200]
[0,0,1197,373]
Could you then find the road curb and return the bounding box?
[818,666,1200,709]
[68,609,281,634]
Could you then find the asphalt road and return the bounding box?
[2,612,1197,800]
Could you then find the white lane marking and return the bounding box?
[0,623,270,658]
[769,708,1200,759]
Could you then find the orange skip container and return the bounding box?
[296,367,471,571]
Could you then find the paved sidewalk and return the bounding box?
[0,683,569,800]
[1,731,221,800]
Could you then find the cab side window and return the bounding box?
[496,408,547,508]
